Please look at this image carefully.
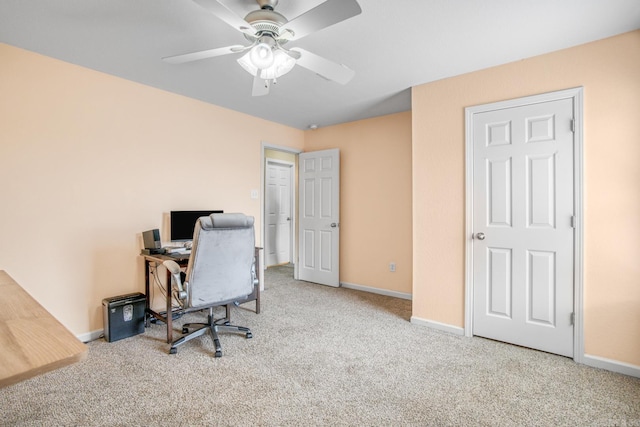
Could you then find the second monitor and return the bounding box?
[170,210,223,242]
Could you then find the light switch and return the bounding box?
[251,189,259,199]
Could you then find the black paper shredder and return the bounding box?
[102,292,146,342]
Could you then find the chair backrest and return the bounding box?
[185,213,255,309]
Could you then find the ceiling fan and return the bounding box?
[163,0,362,96]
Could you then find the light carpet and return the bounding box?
[1,265,639,426]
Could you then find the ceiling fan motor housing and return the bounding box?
[244,1,288,41]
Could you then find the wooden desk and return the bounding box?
[143,247,261,343]
[0,271,87,388]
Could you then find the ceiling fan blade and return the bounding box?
[193,0,256,37]
[290,48,355,85]
[279,0,362,41]
[252,75,270,97]
[162,45,245,64]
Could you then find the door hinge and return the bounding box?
[570,119,575,132]
[570,312,575,325]
[570,215,577,229]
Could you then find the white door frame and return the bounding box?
[265,158,295,266]
[464,87,584,363]
[261,142,302,279]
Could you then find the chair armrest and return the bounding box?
[163,260,181,275]
[162,260,187,301]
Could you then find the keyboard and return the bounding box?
[168,251,190,260]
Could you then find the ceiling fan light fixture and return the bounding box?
[249,42,274,69]
[238,51,258,76]
[238,48,296,80]
[262,49,296,79]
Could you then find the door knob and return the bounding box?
[475,232,485,240]
[330,223,339,228]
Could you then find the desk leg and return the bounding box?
[254,247,261,314]
[144,259,151,327]
[165,269,173,343]
[143,256,180,344]
[256,284,260,314]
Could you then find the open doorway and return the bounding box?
[261,144,342,288]
[261,144,301,281]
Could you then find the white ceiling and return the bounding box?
[1,0,639,129]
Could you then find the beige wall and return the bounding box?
[304,112,413,295]
[412,31,640,366]
[0,43,304,336]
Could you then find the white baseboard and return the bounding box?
[78,329,103,343]
[583,354,640,378]
[410,316,465,336]
[340,281,412,300]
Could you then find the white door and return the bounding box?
[298,149,340,287]
[265,161,293,266]
[471,97,575,357]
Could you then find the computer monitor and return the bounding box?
[170,210,223,241]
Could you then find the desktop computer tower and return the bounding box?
[102,292,146,342]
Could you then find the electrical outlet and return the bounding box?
[389,262,396,272]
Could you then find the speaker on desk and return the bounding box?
[142,229,163,254]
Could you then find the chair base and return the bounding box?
[169,312,252,357]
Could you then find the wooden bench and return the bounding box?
[0,270,87,388]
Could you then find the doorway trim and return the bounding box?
[261,142,302,279]
[463,87,584,362]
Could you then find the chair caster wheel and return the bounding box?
[169,347,177,355]
[246,332,253,339]
[215,351,222,358]
[182,327,189,334]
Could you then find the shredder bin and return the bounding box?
[102,292,146,342]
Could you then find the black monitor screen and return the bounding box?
[170,210,223,241]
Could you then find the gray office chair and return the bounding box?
[163,213,257,357]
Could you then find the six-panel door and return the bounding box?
[472,98,575,357]
[298,149,340,287]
